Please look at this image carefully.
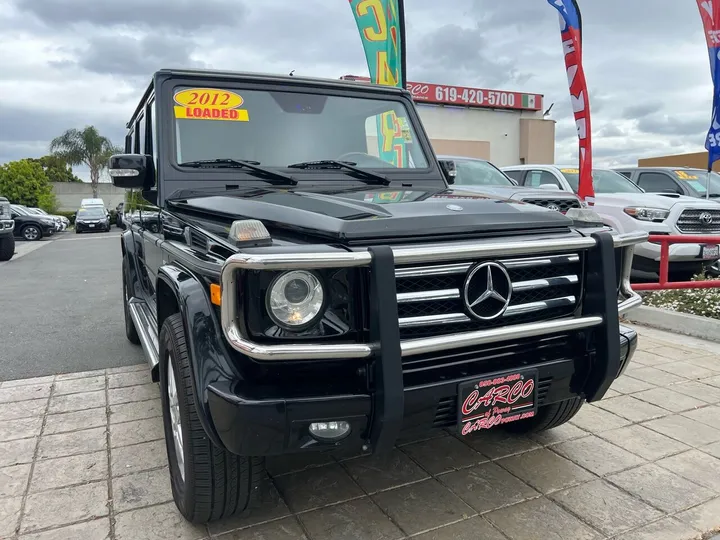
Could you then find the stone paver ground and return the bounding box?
[0,324,719,540]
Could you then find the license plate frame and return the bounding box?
[457,369,539,436]
[701,244,719,260]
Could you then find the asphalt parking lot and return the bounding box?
[0,230,145,381]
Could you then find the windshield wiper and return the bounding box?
[179,159,297,185]
[287,160,390,186]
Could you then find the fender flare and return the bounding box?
[156,264,241,449]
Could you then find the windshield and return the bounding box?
[673,170,720,196]
[451,159,515,187]
[172,85,429,171]
[11,205,30,215]
[559,168,644,194]
[77,208,106,219]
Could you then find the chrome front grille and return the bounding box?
[395,253,583,339]
[0,202,9,219]
[677,208,720,233]
[520,198,581,213]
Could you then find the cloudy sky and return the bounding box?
[0,0,714,181]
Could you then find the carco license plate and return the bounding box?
[89,224,95,228]
[457,369,538,436]
[702,244,719,260]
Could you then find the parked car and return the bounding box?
[614,167,720,200]
[75,206,111,233]
[81,197,109,214]
[437,155,583,213]
[9,204,56,241]
[0,196,15,260]
[111,68,646,523]
[25,207,68,231]
[501,164,720,279]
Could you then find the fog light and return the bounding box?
[308,421,351,442]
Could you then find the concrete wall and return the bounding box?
[414,103,549,167]
[52,182,126,212]
[519,118,556,164]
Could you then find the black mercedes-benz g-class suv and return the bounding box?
[111,68,646,524]
[0,196,15,261]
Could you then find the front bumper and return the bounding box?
[0,219,14,233]
[205,231,646,457]
[207,325,638,457]
[76,221,108,232]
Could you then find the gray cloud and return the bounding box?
[623,102,664,120]
[637,114,709,136]
[14,0,247,31]
[597,125,626,137]
[70,34,209,77]
[413,24,528,88]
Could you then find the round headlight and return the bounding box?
[266,270,325,329]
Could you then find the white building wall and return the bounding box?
[414,104,544,167]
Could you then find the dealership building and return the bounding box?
[341,75,556,167]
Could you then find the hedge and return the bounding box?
[642,273,720,320]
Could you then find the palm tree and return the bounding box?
[50,126,122,198]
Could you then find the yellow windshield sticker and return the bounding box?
[674,170,699,180]
[173,88,249,122]
[560,168,579,174]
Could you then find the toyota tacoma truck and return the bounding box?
[502,164,720,280]
[111,68,646,523]
[0,196,15,261]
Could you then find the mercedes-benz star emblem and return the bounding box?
[547,204,561,212]
[700,212,714,225]
[463,262,513,321]
[446,204,463,212]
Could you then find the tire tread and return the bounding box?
[161,313,263,523]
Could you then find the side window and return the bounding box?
[504,170,524,183]
[526,170,561,188]
[616,171,632,179]
[134,114,146,154]
[145,101,154,157]
[637,172,680,193]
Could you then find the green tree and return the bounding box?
[49,126,121,198]
[29,155,83,183]
[0,159,57,212]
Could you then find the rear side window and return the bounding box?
[525,170,561,188]
[637,172,680,194]
[503,170,524,183]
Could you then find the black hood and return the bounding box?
[167,185,572,244]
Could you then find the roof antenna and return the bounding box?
[289,70,295,76]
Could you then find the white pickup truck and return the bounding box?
[501,164,720,280]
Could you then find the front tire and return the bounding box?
[502,397,584,434]
[159,313,264,524]
[0,235,15,261]
[21,225,41,241]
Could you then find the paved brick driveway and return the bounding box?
[1,324,719,540]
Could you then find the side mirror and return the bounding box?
[438,160,456,184]
[108,154,154,189]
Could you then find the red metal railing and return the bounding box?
[631,235,720,291]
